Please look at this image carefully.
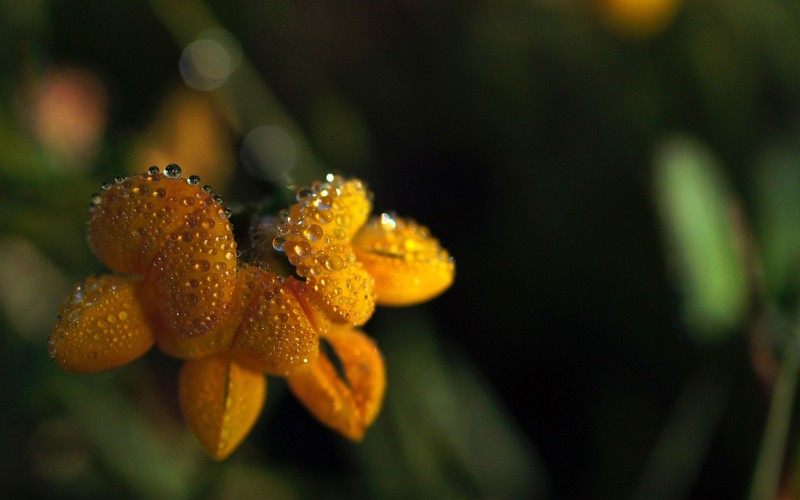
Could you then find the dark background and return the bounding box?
[3,1,800,498]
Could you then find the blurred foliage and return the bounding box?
[653,136,747,340]
[6,0,800,498]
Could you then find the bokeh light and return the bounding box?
[179,28,242,91]
[240,125,297,181]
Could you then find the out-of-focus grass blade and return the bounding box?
[632,358,732,500]
[754,145,800,306]
[653,135,748,340]
[359,310,548,499]
[49,371,202,499]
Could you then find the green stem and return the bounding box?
[749,336,800,500]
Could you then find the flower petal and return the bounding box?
[48,275,154,373]
[178,353,266,460]
[155,264,260,360]
[230,272,321,376]
[305,253,376,325]
[275,175,376,324]
[88,168,237,337]
[287,325,385,441]
[352,214,455,306]
[278,175,372,254]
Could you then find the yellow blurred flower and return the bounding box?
[596,0,683,39]
[129,88,236,193]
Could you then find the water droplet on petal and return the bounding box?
[164,163,182,178]
[380,212,397,230]
[324,255,344,271]
[294,241,311,258]
[303,224,324,242]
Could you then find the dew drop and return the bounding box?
[324,255,344,271]
[288,205,304,225]
[164,163,182,178]
[101,181,113,191]
[272,236,285,251]
[296,187,314,202]
[187,174,201,185]
[314,196,333,210]
[148,166,160,175]
[294,241,312,259]
[303,224,324,242]
[380,212,397,230]
[114,175,125,184]
[193,260,211,272]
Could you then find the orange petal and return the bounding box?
[276,175,372,255]
[156,264,260,359]
[48,275,154,373]
[88,167,237,337]
[230,273,321,376]
[352,214,455,306]
[287,325,385,441]
[305,256,375,325]
[274,175,376,325]
[178,353,266,460]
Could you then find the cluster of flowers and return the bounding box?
[48,165,454,459]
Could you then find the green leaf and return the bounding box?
[653,135,748,340]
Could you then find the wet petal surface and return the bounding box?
[179,353,266,460]
[48,275,155,373]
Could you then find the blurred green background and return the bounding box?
[5,0,800,498]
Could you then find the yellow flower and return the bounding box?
[49,166,454,459]
[595,0,683,39]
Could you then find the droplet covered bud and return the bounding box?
[87,169,237,337]
[275,175,376,325]
[49,275,155,373]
